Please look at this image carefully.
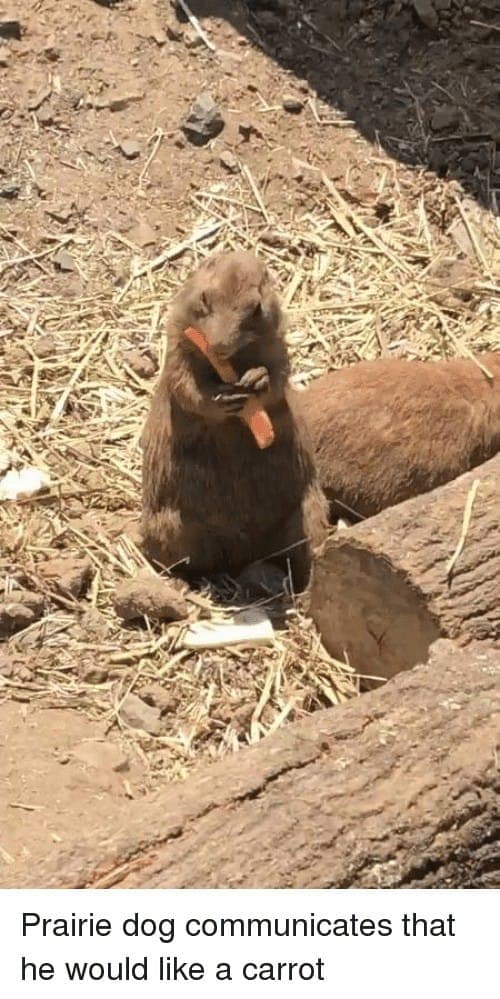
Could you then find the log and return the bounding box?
[5,640,499,889]
[309,455,500,682]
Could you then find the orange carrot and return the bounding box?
[184,326,275,450]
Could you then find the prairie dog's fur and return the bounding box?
[296,353,500,520]
[141,251,329,588]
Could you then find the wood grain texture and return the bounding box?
[310,455,500,680]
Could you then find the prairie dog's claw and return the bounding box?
[236,367,270,394]
[212,384,251,415]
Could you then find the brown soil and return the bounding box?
[1,0,499,883]
[0,700,147,868]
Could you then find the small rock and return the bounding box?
[45,203,75,224]
[219,150,240,173]
[88,94,110,111]
[150,24,167,45]
[54,248,77,272]
[78,608,111,642]
[184,27,203,48]
[120,692,162,736]
[0,17,21,40]
[0,44,11,66]
[0,651,33,682]
[238,561,287,598]
[82,471,106,497]
[123,348,157,379]
[140,683,180,716]
[72,740,129,772]
[238,120,255,141]
[430,106,460,131]
[43,36,60,61]
[427,257,475,305]
[289,157,304,182]
[119,138,141,160]
[114,570,189,623]
[27,85,52,111]
[79,663,109,684]
[261,227,290,248]
[62,87,84,111]
[0,182,20,199]
[0,591,45,638]
[108,92,144,112]
[33,334,56,359]
[230,701,254,735]
[39,556,93,598]
[181,92,224,147]
[37,105,54,127]
[282,96,303,113]
[128,219,157,247]
[0,590,44,614]
[412,0,438,29]
[165,9,184,41]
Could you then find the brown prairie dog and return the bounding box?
[295,353,500,521]
[141,250,329,589]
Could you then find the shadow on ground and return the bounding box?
[184,0,500,213]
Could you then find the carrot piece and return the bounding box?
[184,326,275,449]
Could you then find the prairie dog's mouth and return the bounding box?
[215,331,256,362]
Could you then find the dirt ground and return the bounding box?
[1,0,499,883]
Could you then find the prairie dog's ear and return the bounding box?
[182,253,218,292]
[188,285,212,320]
[172,269,208,324]
[259,265,283,333]
[199,252,220,275]
[259,262,278,294]
[259,260,280,298]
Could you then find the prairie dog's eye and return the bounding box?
[251,301,262,320]
[197,291,210,316]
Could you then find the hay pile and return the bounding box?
[0,157,498,782]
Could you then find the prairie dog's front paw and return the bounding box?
[212,383,251,416]
[237,366,270,395]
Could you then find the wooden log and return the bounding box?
[309,455,500,682]
[4,640,499,889]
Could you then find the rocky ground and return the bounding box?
[0,0,498,881]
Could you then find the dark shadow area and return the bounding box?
[184,0,500,213]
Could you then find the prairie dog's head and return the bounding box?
[175,251,283,360]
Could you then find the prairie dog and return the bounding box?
[296,353,500,520]
[141,251,329,588]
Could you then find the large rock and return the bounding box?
[181,93,224,146]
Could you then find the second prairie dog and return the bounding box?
[296,353,500,520]
[141,251,329,589]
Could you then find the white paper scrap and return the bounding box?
[0,466,51,501]
[182,607,274,650]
